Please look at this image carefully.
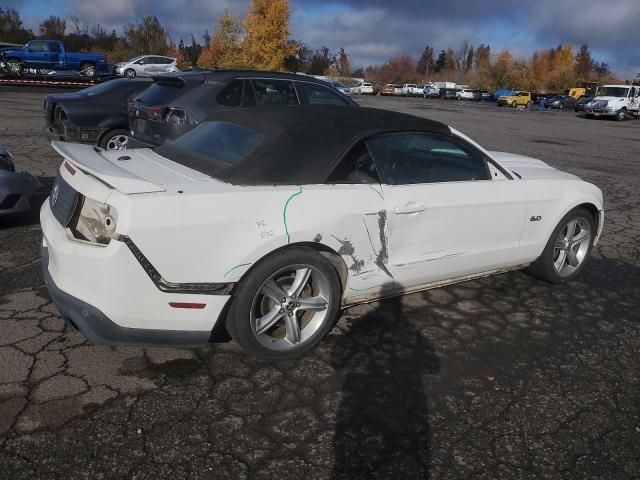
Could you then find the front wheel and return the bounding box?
[227,247,342,360]
[6,59,22,74]
[124,68,136,78]
[79,62,96,77]
[528,207,596,283]
[616,108,626,121]
[511,101,517,108]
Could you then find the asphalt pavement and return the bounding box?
[1,89,639,479]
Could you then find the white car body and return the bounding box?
[585,84,640,119]
[352,82,374,95]
[457,89,477,100]
[393,85,404,96]
[423,84,439,97]
[40,108,604,355]
[402,84,418,96]
[115,55,180,78]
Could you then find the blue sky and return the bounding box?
[6,0,640,78]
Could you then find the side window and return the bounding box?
[217,79,243,107]
[327,142,380,184]
[49,42,61,53]
[300,82,351,106]
[251,79,298,106]
[29,41,47,52]
[365,133,490,185]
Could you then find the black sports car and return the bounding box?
[127,70,359,149]
[44,78,152,150]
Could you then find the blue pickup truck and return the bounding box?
[0,40,109,77]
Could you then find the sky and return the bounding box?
[5,0,640,79]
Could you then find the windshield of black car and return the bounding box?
[155,121,262,173]
[599,87,629,98]
[135,81,184,105]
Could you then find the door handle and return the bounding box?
[394,202,425,214]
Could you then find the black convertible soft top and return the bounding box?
[155,105,452,185]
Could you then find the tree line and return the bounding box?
[1,3,621,91]
[367,43,618,92]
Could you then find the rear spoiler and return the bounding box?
[51,141,164,194]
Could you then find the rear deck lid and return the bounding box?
[51,141,211,194]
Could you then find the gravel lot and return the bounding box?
[1,88,639,479]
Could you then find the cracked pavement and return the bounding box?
[1,89,639,479]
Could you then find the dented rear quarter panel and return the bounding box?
[120,182,390,299]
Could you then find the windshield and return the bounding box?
[128,56,143,63]
[155,121,263,175]
[332,82,346,88]
[599,87,629,98]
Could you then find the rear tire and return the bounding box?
[99,129,129,150]
[528,207,596,283]
[226,247,342,361]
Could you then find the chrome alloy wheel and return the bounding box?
[105,134,128,150]
[553,218,592,277]
[250,265,330,351]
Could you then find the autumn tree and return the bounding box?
[242,0,296,71]
[283,40,312,72]
[309,46,334,75]
[39,16,66,40]
[198,10,243,70]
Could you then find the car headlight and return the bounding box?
[70,197,118,245]
[0,146,15,172]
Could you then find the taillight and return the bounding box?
[147,106,167,120]
[165,108,188,124]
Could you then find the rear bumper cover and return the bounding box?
[42,246,213,347]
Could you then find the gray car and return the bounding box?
[115,55,180,78]
[0,146,40,217]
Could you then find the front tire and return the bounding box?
[80,62,96,78]
[616,108,626,121]
[227,247,342,361]
[124,68,136,78]
[6,59,23,74]
[528,207,596,283]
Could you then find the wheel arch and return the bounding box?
[233,241,349,297]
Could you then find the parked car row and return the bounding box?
[44,71,358,150]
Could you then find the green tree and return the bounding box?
[198,9,243,69]
[434,50,446,72]
[416,45,434,75]
[124,15,169,56]
[574,44,593,80]
[0,7,33,44]
[38,15,66,40]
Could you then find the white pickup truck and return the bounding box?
[585,84,640,120]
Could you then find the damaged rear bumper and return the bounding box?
[40,200,233,346]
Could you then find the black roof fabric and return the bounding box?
[157,105,451,185]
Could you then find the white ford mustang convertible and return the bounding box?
[40,106,604,360]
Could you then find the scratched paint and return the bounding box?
[375,210,393,278]
[331,235,365,273]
